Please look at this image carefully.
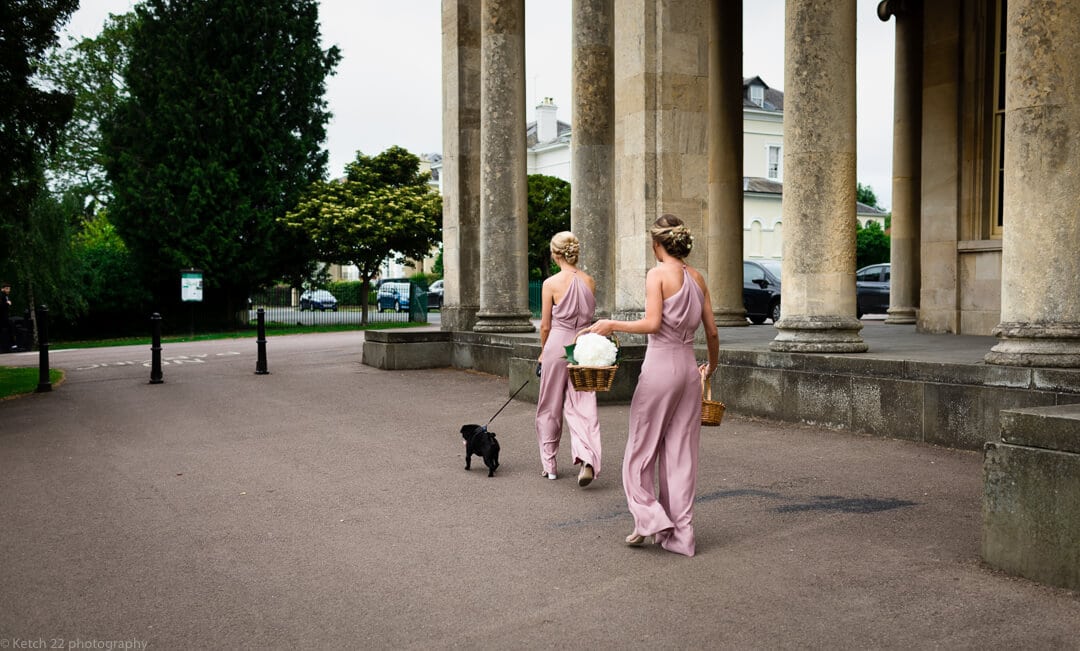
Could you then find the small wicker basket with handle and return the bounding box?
[566,329,619,392]
[701,372,725,426]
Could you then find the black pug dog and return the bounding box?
[461,424,500,477]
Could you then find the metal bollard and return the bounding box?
[149,313,164,384]
[255,308,269,375]
[34,305,51,393]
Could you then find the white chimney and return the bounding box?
[536,97,558,144]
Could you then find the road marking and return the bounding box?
[74,352,241,371]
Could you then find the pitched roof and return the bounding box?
[526,119,573,148]
[743,76,784,112]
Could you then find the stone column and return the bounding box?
[613,0,710,320]
[879,0,922,325]
[986,0,1080,367]
[571,0,615,317]
[708,0,747,327]
[770,0,866,353]
[474,0,534,333]
[440,0,482,331]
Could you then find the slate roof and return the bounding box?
[743,76,784,112]
[526,120,573,148]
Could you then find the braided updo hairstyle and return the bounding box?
[550,231,581,265]
[650,214,694,259]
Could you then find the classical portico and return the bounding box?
[439,0,1080,362]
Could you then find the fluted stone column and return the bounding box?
[708,0,747,327]
[770,0,866,353]
[571,0,615,317]
[986,0,1080,367]
[474,0,534,333]
[879,0,922,325]
[441,0,481,331]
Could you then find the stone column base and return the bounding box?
[769,315,868,353]
[473,312,535,333]
[984,322,1080,368]
[885,307,917,324]
[714,308,749,327]
[441,305,480,332]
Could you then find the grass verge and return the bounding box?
[52,321,425,350]
[0,367,64,400]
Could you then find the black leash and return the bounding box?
[483,378,532,430]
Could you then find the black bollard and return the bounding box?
[255,308,269,375]
[34,305,51,393]
[149,313,164,384]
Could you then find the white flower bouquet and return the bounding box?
[564,330,620,392]
[566,332,618,367]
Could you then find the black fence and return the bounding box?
[248,281,435,327]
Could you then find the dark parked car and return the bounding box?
[856,263,891,318]
[299,289,338,311]
[426,279,443,310]
[744,259,782,324]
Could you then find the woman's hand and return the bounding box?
[698,362,717,378]
[589,319,616,336]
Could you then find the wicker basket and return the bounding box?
[566,330,619,392]
[701,374,725,427]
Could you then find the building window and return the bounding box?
[750,84,764,107]
[767,145,782,180]
[989,0,1006,238]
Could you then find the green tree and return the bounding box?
[527,174,571,280]
[0,0,79,306]
[857,182,879,208]
[856,220,890,268]
[280,147,442,324]
[103,0,341,325]
[39,11,136,206]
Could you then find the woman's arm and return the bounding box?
[539,278,554,351]
[698,282,720,376]
[589,267,664,336]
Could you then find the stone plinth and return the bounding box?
[983,404,1080,591]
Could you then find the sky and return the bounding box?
[61,1,896,209]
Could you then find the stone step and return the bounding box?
[1000,403,1080,454]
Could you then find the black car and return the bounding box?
[856,263,890,318]
[744,260,781,324]
[426,279,443,310]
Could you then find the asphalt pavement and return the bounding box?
[1,330,1078,649]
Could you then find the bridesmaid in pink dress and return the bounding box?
[536,232,602,487]
[589,215,720,556]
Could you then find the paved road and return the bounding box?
[1,332,1078,649]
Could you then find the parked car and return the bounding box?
[744,260,782,324]
[427,279,443,310]
[299,289,338,311]
[377,282,412,312]
[856,263,891,318]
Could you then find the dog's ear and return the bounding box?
[460,424,476,435]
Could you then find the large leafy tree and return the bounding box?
[280,147,442,324]
[0,0,79,304]
[526,174,571,280]
[856,220,890,268]
[40,11,135,206]
[857,182,879,208]
[103,0,341,324]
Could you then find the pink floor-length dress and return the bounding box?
[535,273,601,477]
[623,267,704,556]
